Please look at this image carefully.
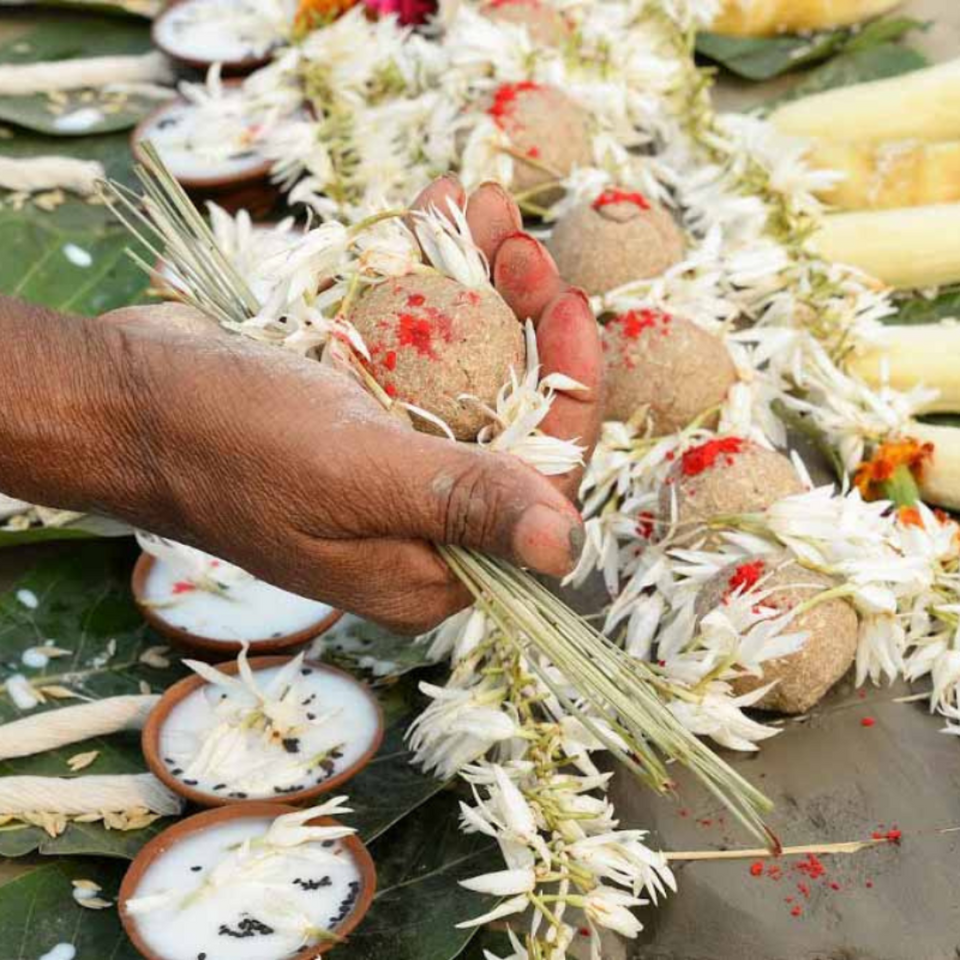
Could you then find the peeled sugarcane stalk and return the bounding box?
[809,140,960,210]
[812,204,960,288]
[770,60,960,144]
[908,421,960,510]
[849,322,960,413]
[0,774,182,817]
[710,0,902,37]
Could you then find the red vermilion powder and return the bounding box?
[636,511,655,539]
[680,437,747,477]
[383,350,397,371]
[615,308,671,340]
[727,559,766,597]
[172,581,197,595]
[593,188,651,211]
[749,862,764,877]
[384,383,398,398]
[791,906,803,918]
[488,81,540,129]
[526,145,541,158]
[396,306,453,360]
[407,293,426,307]
[861,717,876,728]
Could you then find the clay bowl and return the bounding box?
[132,552,343,658]
[152,0,278,76]
[143,654,385,808]
[130,84,280,218]
[119,802,377,960]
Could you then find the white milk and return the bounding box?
[128,816,364,960]
[53,108,105,133]
[143,558,333,643]
[155,0,292,63]
[158,664,380,800]
[138,97,268,182]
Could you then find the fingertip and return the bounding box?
[466,181,523,264]
[537,287,602,404]
[411,174,466,217]
[492,232,564,323]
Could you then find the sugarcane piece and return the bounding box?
[908,421,960,510]
[812,204,960,288]
[808,139,960,210]
[710,0,901,36]
[849,322,960,413]
[770,59,960,144]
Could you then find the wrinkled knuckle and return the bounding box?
[438,461,506,550]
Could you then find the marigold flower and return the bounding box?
[853,438,934,502]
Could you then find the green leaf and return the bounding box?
[0,0,157,16]
[0,12,157,136]
[348,674,450,844]
[0,515,132,550]
[320,614,434,680]
[887,288,960,326]
[0,860,140,960]
[696,16,924,83]
[0,128,151,315]
[338,791,501,960]
[783,41,928,101]
[696,30,849,82]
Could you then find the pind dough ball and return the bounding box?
[487,83,593,207]
[602,311,737,433]
[695,553,859,714]
[347,273,525,441]
[547,190,685,295]
[480,0,570,46]
[659,438,804,536]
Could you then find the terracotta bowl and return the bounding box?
[132,552,343,658]
[143,654,385,808]
[152,0,278,76]
[130,84,280,218]
[119,802,377,960]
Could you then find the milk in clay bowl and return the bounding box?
[119,801,376,960]
[153,0,295,74]
[142,652,384,806]
[131,535,342,656]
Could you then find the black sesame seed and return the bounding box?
[190,865,202,872]
[307,713,316,721]
[281,737,301,755]
[183,779,198,786]
[212,783,226,791]
[300,668,312,676]
[171,768,183,776]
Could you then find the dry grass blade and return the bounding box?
[99,141,259,326]
[442,546,777,850]
[103,148,777,851]
[665,838,888,862]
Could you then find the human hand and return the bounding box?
[93,179,601,632]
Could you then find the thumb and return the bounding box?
[371,428,585,578]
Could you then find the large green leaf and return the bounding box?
[0,12,159,136]
[320,614,434,681]
[0,0,158,16]
[0,126,151,315]
[697,16,924,82]
[0,515,132,550]
[0,860,140,960]
[887,287,960,326]
[348,675,450,844]
[338,791,501,960]
[696,29,850,82]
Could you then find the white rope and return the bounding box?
[0,695,160,760]
[0,156,106,196]
[0,774,182,816]
[0,51,174,96]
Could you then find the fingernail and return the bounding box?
[513,504,583,578]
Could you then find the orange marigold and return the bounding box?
[854,438,934,502]
[295,0,361,31]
